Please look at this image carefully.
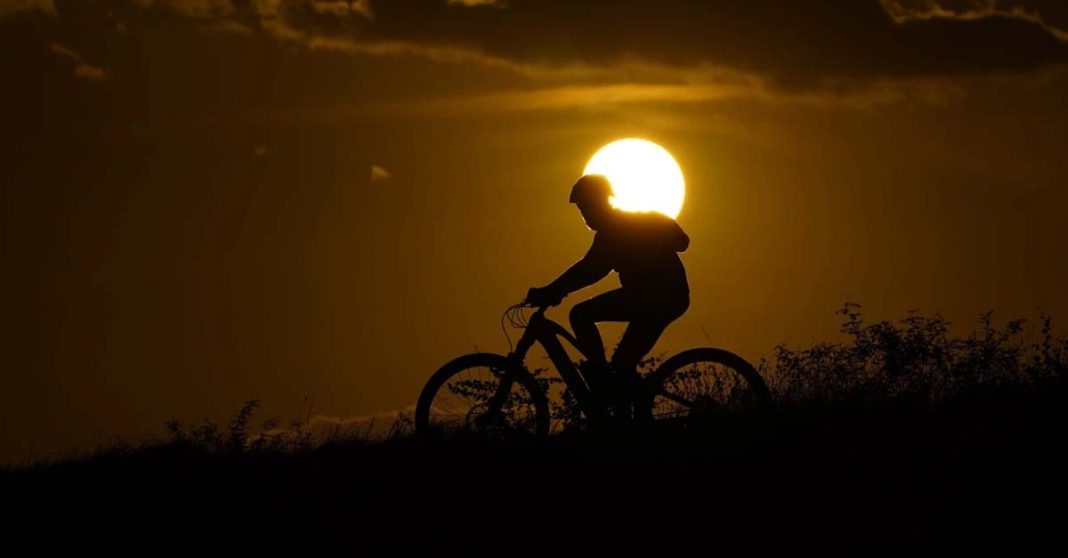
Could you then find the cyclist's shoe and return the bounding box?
[608,370,645,424]
[629,377,655,424]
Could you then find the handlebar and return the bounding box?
[502,300,537,352]
[520,299,552,313]
[504,299,546,331]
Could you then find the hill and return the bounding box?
[4,305,1066,554]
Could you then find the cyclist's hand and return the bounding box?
[525,286,563,308]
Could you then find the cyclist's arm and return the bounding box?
[544,240,611,298]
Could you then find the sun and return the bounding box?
[583,138,685,219]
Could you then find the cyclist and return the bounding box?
[526,174,691,417]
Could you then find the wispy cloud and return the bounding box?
[447,0,507,7]
[371,165,392,182]
[243,406,417,447]
[0,0,54,16]
[360,75,971,117]
[9,1,1068,101]
[882,0,1068,41]
[387,82,762,115]
[49,42,106,80]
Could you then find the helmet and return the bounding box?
[569,174,613,205]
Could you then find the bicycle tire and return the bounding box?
[644,348,772,421]
[415,352,551,439]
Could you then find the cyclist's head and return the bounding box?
[570,174,614,230]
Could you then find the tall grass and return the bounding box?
[530,302,1067,431]
[158,398,418,457]
[762,302,1067,407]
[27,302,1062,464]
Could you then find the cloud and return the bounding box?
[8,0,1068,103]
[306,409,417,440]
[385,79,970,116]
[882,0,1068,40]
[303,35,535,76]
[48,42,79,59]
[311,0,373,18]
[371,165,392,182]
[49,42,106,80]
[447,0,506,7]
[261,0,1068,90]
[243,407,418,447]
[267,70,971,124]
[308,408,415,429]
[382,81,761,116]
[0,0,53,16]
[73,63,106,80]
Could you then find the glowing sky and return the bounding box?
[2,0,1068,464]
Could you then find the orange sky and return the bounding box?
[2,0,1067,464]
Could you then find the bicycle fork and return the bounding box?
[478,366,517,427]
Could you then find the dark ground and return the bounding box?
[4,384,1065,555]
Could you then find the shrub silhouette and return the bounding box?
[164,399,317,454]
[764,302,1066,407]
[493,303,1068,432]
[7,303,1065,555]
[160,398,420,456]
[404,302,1068,437]
[154,302,1066,453]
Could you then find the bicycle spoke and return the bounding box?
[418,347,564,439]
[654,390,696,408]
[650,354,768,421]
[424,361,541,436]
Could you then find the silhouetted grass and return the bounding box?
[763,302,1066,407]
[3,303,1066,553]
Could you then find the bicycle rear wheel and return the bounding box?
[645,348,771,421]
[416,352,551,439]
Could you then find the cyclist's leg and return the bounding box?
[611,319,670,380]
[569,289,639,407]
[610,292,689,376]
[610,294,689,419]
[568,288,633,364]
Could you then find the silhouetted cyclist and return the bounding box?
[526,174,690,417]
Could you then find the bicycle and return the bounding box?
[415,299,772,438]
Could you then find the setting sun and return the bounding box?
[583,138,685,219]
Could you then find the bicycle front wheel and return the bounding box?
[645,348,772,421]
[415,352,551,439]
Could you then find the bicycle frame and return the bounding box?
[502,306,603,420]
[440,304,770,433]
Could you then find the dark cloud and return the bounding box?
[49,41,106,79]
[0,1,54,15]
[4,1,1066,92]
[271,0,1068,89]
